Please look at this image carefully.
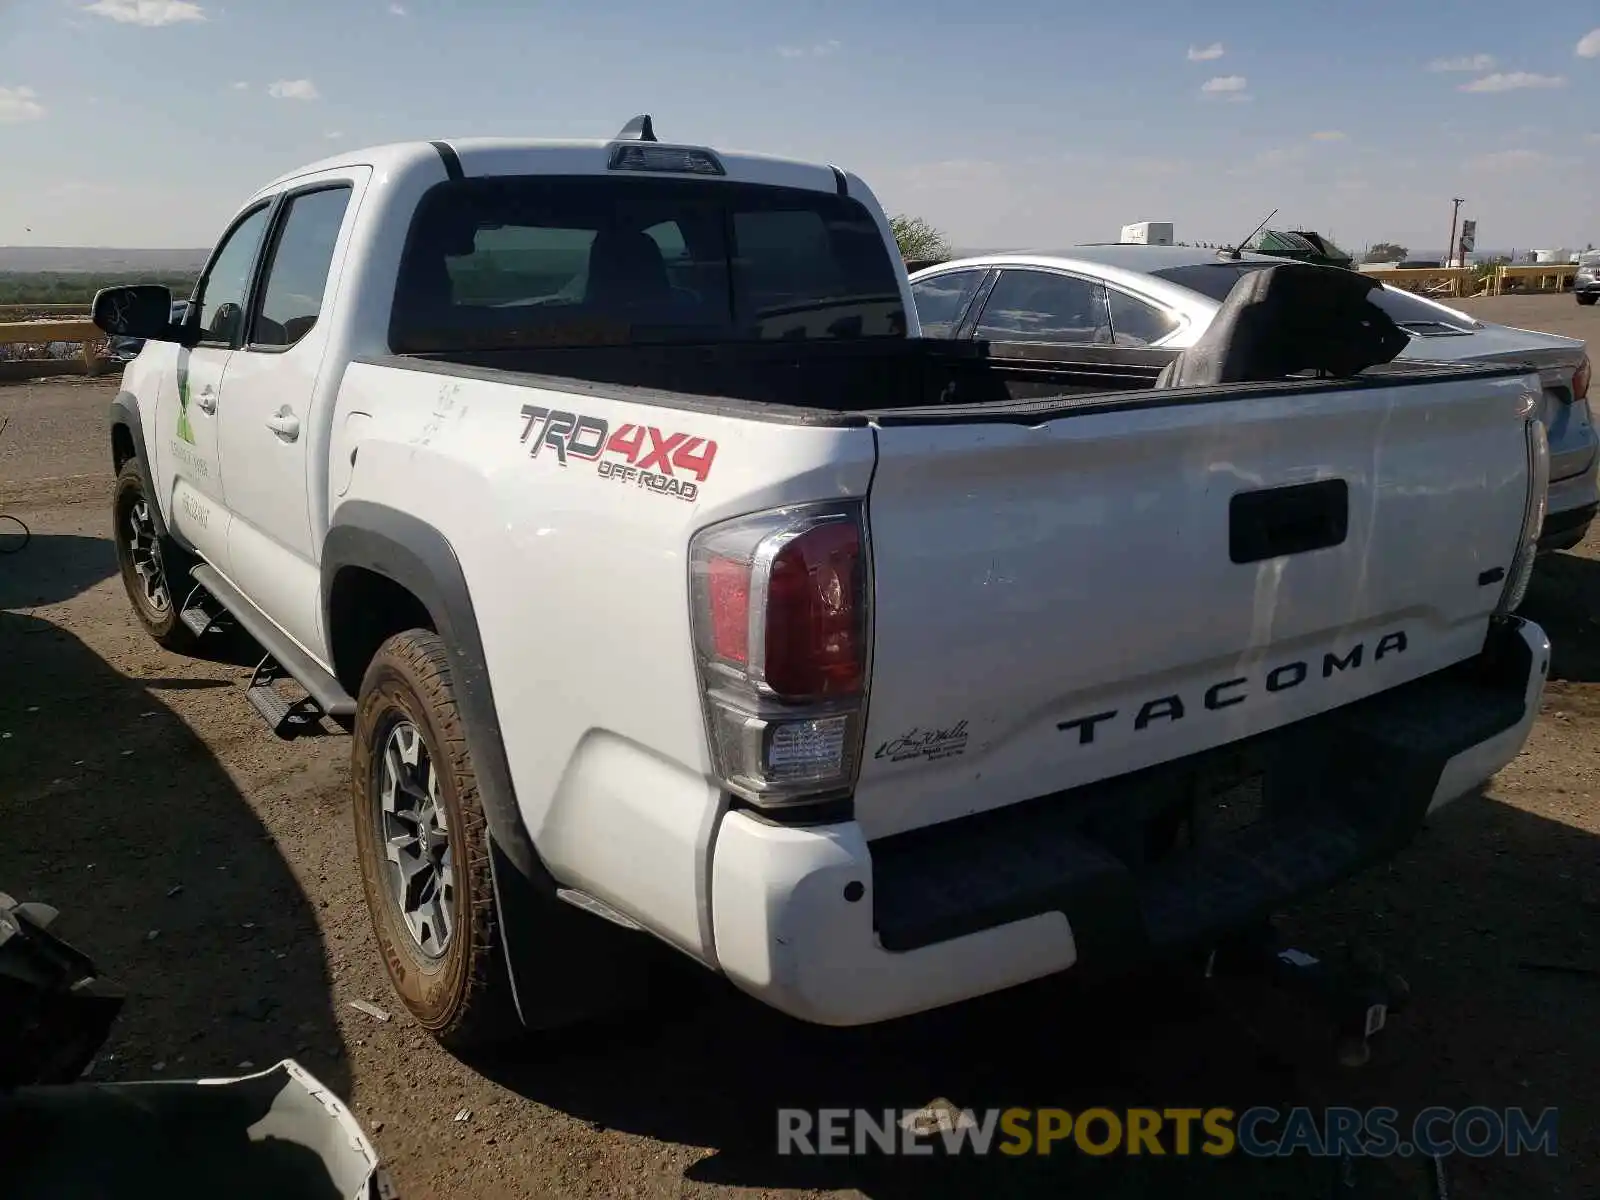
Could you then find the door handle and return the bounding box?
[196,386,217,415]
[266,409,301,441]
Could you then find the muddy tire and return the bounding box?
[112,458,199,654]
[352,629,522,1051]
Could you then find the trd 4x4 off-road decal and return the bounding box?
[518,405,717,502]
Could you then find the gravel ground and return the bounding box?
[1,295,1597,1199]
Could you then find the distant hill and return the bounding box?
[0,246,209,273]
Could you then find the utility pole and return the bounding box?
[1447,197,1465,267]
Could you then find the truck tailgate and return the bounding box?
[856,372,1537,840]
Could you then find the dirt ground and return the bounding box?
[2,294,1598,1199]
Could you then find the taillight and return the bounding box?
[689,502,871,808]
[1574,355,1591,404]
[1498,417,1549,615]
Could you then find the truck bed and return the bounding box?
[381,338,1527,421]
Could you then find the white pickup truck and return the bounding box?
[96,117,1552,1049]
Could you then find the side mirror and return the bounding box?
[91,285,192,344]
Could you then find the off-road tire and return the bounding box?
[352,629,521,1051]
[112,457,199,654]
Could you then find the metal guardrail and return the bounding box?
[0,317,110,377]
[0,303,88,318]
[0,319,102,344]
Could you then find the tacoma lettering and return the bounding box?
[1057,631,1409,745]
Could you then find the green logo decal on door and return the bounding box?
[175,356,196,445]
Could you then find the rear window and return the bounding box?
[1150,263,1480,331]
[390,176,905,352]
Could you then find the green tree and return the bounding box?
[889,215,952,264]
[1363,242,1408,265]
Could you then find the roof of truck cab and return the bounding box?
[257,137,849,196]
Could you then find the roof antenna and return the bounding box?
[614,114,657,142]
[1223,207,1277,261]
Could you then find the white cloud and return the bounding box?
[777,39,840,58]
[268,78,320,101]
[1587,132,1600,145]
[83,0,205,26]
[230,80,248,90]
[1187,42,1224,62]
[388,2,406,13]
[1576,28,1600,58]
[0,85,45,123]
[1310,130,1347,141]
[1459,71,1566,93]
[325,130,343,139]
[1200,75,1250,101]
[1469,148,1546,171]
[1428,54,1494,72]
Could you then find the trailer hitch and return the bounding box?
[1204,924,1412,1069]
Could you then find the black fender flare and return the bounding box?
[109,391,169,538]
[322,501,542,884]
[322,502,639,1028]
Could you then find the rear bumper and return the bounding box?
[1539,501,1597,553]
[709,617,1548,1026]
[1538,483,1598,553]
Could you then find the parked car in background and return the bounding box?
[911,246,1597,553]
[1575,251,1600,306]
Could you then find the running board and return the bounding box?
[179,581,228,639]
[189,565,357,729]
[245,653,326,738]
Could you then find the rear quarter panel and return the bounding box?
[331,361,875,953]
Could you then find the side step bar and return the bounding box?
[188,565,357,735]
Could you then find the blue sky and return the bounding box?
[2,0,1599,253]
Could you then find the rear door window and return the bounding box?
[251,185,352,349]
[390,176,905,351]
[1106,289,1181,346]
[910,269,987,338]
[972,269,1111,344]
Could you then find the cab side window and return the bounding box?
[194,205,271,347]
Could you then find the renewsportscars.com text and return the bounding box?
[777,1106,1559,1159]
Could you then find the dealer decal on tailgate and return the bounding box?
[518,406,717,502]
